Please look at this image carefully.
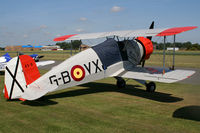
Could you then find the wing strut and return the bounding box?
[172,35,176,70]
[70,40,73,56]
[163,36,166,74]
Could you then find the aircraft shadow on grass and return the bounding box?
[22,82,183,106]
[173,105,200,122]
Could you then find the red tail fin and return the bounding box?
[19,55,40,85]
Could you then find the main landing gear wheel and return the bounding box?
[117,79,126,88]
[146,82,156,92]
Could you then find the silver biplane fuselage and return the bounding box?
[21,38,147,100]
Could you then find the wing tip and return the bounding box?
[156,26,198,36]
[53,34,78,41]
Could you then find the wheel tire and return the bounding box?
[146,82,156,92]
[117,80,126,88]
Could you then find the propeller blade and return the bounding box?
[147,21,154,40]
[149,21,154,29]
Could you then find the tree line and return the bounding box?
[0,41,199,51]
[56,40,200,50]
[153,41,200,50]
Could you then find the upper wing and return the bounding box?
[111,66,195,83]
[54,26,197,41]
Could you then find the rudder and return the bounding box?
[4,55,40,100]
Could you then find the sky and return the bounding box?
[0,0,199,47]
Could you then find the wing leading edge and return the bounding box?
[54,26,197,41]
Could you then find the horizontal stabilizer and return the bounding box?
[36,60,55,67]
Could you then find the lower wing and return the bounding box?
[112,67,195,83]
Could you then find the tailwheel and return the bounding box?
[116,79,126,88]
[146,82,156,92]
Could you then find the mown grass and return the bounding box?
[146,50,200,68]
[0,70,200,133]
[146,54,200,68]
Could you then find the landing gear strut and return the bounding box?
[115,77,126,88]
[145,82,156,92]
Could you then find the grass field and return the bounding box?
[146,54,200,68]
[0,69,200,133]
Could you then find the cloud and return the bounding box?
[39,25,48,29]
[27,25,48,35]
[75,28,84,33]
[111,6,123,12]
[79,17,87,21]
[23,34,28,38]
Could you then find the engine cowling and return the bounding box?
[135,37,153,60]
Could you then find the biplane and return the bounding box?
[3,22,197,100]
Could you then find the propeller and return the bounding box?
[147,21,154,40]
[142,21,154,67]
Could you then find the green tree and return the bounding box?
[71,40,82,50]
[56,40,82,50]
[153,41,200,50]
[56,42,71,50]
[0,47,4,50]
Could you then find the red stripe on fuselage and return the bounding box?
[156,26,197,36]
[53,34,78,41]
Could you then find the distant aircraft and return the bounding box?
[18,52,44,62]
[0,53,55,71]
[0,53,12,71]
[3,23,197,101]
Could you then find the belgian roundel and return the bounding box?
[71,65,85,81]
